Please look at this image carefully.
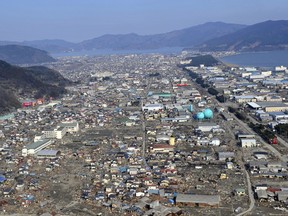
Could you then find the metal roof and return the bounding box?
[36,149,59,156]
[176,194,220,205]
[247,102,261,109]
[24,139,51,150]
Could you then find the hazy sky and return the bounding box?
[1,0,287,42]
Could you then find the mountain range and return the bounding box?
[198,20,288,51]
[1,20,288,64]
[0,22,247,53]
[77,22,246,51]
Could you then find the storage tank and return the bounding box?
[188,104,193,112]
[169,136,175,146]
[196,112,205,120]
[204,108,213,119]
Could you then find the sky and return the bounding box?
[0,0,287,42]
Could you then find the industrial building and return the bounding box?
[176,194,220,207]
[234,95,257,103]
[22,139,54,156]
[253,102,288,112]
[240,138,257,148]
[36,149,60,159]
[196,122,219,132]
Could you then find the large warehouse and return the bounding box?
[249,102,288,112]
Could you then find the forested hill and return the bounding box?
[0,60,70,113]
[199,20,288,51]
[0,45,56,64]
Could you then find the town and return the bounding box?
[1,52,288,216]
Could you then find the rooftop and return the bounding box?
[176,194,220,205]
[24,139,51,150]
[256,102,288,108]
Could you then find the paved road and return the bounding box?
[141,78,152,167]
[236,168,255,216]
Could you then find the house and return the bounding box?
[253,152,269,160]
[234,188,246,196]
[218,152,235,161]
[226,162,234,169]
[150,144,175,153]
[210,138,220,146]
[256,190,268,200]
[142,104,164,112]
[128,167,138,175]
[156,134,170,142]
[3,188,13,197]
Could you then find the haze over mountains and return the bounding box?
[0,20,288,65]
[199,20,288,51]
[0,22,246,53]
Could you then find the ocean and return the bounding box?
[220,50,288,68]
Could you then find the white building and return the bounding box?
[22,139,54,156]
[42,121,79,140]
[0,130,4,138]
[59,121,79,133]
[43,127,67,139]
[275,66,287,71]
[142,104,164,112]
[210,138,221,146]
[197,123,220,132]
[240,138,257,148]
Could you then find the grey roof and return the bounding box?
[59,122,78,127]
[234,95,255,99]
[37,149,60,156]
[25,139,51,150]
[218,152,235,158]
[256,102,288,108]
[276,191,288,201]
[247,102,261,109]
[256,190,268,199]
[198,122,218,127]
[176,194,220,205]
[249,161,268,167]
